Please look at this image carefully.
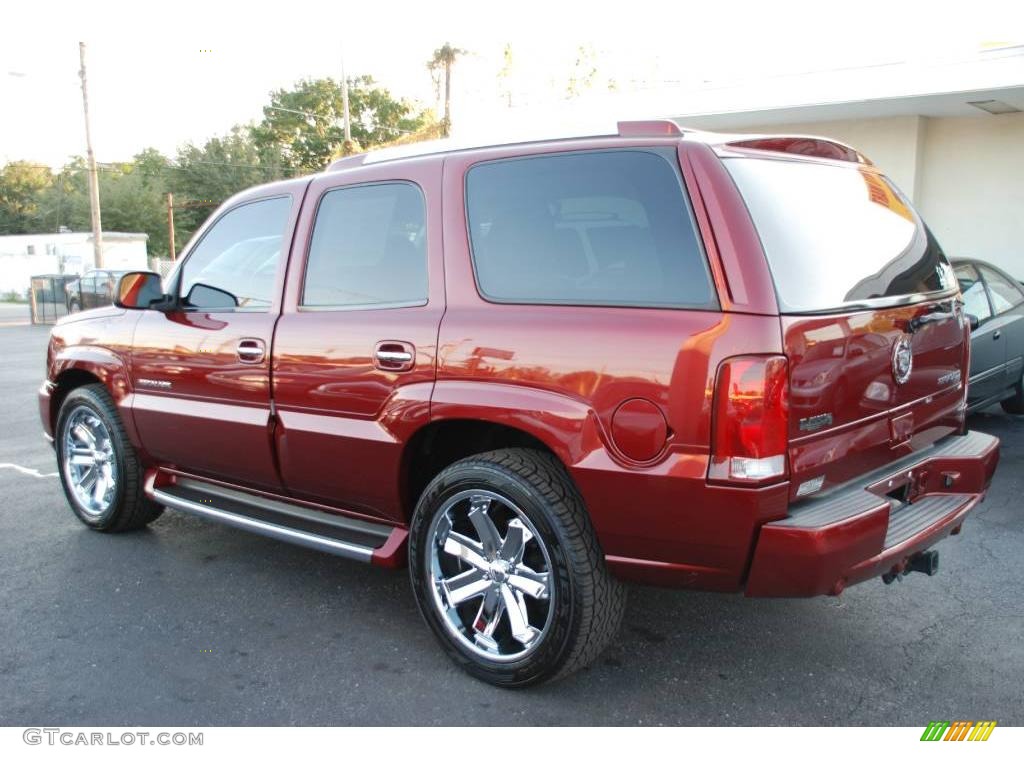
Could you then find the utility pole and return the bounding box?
[341,54,351,144]
[78,42,104,269]
[443,57,452,135]
[166,193,176,261]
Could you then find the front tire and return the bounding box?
[409,448,626,687]
[56,384,163,531]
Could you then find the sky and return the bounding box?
[1,0,1021,167]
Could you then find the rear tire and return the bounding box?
[409,448,626,687]
[1001,372,1024,414]
[55,384,163,531]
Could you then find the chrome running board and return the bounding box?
[149,476,398,564]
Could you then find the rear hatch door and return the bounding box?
[723,155,967,499]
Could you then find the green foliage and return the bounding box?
[172,126,289,246]
[0,161,53,233]
[30,154,172,257]
[252,77,427,172]
[1,71,429,253]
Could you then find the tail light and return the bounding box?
[709,355,789,484]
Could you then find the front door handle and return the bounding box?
[237,338,266,364]
[375,341,415,372]
[993,329,1002,340]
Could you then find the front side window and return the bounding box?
[954,263,992,323]
[725,158,954,313]
[979,265,1024,315]
[465,150,715,309]
[179,196,291,312]
[302,183,427,308]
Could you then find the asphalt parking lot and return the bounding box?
[1,308,1021,726]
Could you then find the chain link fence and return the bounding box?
[150,258,177,281]
[29,275,77,325]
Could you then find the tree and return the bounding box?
[566,45,598,99]
[252,78,426,171]
[427,43,468,137]
[0,161,53,233]
[170,126,289,250]
[32,156,170,256]
[497,43,515,108]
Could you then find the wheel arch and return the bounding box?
[48,351,135,448]
[400,381,608,523]
[49,367,104,434]
[401,418,558,523]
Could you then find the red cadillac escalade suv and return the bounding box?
[39,120,1000,686]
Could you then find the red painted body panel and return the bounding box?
[271,157,445,522]
[37,128,1001,596]
[783,301,966,500]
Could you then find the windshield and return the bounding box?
[725,157,955,313]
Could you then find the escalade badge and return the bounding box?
[799,413,833,432]
[892,334,913,385]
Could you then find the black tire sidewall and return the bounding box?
[55,387,131,529]
[409,459,580,687]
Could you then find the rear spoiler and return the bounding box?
[724,136,872,165]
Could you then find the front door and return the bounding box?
[129,190,304,492]
[271,161,445,521]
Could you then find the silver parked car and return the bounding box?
[952,258,1024,414]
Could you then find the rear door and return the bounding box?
[977,263,1024,393]
[724,155,966,497]
[270,159,444,522]
[954,262,1005,403]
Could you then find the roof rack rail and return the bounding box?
[617,119,684,137]
[326,154,370,172]
[321,119,689,173]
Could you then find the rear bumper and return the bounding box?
[745,431,999,597]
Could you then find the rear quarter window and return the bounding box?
[465,149,716,310]
[724,157,955,313]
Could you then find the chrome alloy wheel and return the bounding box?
[426,489,554,662]
[61,405,117,517]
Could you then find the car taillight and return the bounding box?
[709,355,789,484]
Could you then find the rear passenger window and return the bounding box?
[979,265,1024,314]
[954,264,992,323]
[465,150,715,309]
[303,183,427,308]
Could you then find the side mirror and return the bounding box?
[115,271,165,309]
[966,314,980,332]
[184,283,239,310]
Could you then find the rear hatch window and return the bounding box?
[724,157,956,313]
[724,156,965,499]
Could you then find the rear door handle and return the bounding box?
[375,341,415,372]
[993,330,1001,340]
[237,338,266,364]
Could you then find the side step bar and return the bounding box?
[145,474,406,566]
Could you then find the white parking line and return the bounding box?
[0,463,58,479]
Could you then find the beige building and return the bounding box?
[667,45,1023,278]
[462,44,1023,278]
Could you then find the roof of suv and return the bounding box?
[221,119,873,214]
[324,119,872,173]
